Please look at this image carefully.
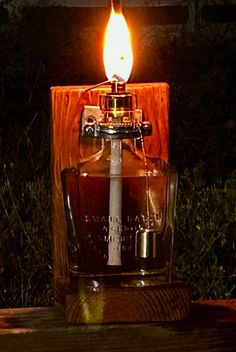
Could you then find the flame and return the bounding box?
[103,7,133,82]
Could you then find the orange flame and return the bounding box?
[103,6,133,82]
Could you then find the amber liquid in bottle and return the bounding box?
[62,171,173,276]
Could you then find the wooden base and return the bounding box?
[51,84,190,325]
[56,275,190,324]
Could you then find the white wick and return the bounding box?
[107,139,122,266]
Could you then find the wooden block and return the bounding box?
[62,277,190,324]
[50,83,189,325]
[51,83,170,291]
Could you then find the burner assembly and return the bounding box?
[81,80,152,139]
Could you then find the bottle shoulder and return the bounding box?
[77,148,173,177]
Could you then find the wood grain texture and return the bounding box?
[64,280,190,324]
[51,83,170,292]
[0,300,236,351]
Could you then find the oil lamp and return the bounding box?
[55,0,190,324]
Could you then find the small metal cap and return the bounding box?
[135,229,161,258]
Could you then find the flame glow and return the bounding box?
[103,8,133,82]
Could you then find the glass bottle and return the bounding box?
[61,130,178,284]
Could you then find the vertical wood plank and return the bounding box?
[51,83,169,296]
